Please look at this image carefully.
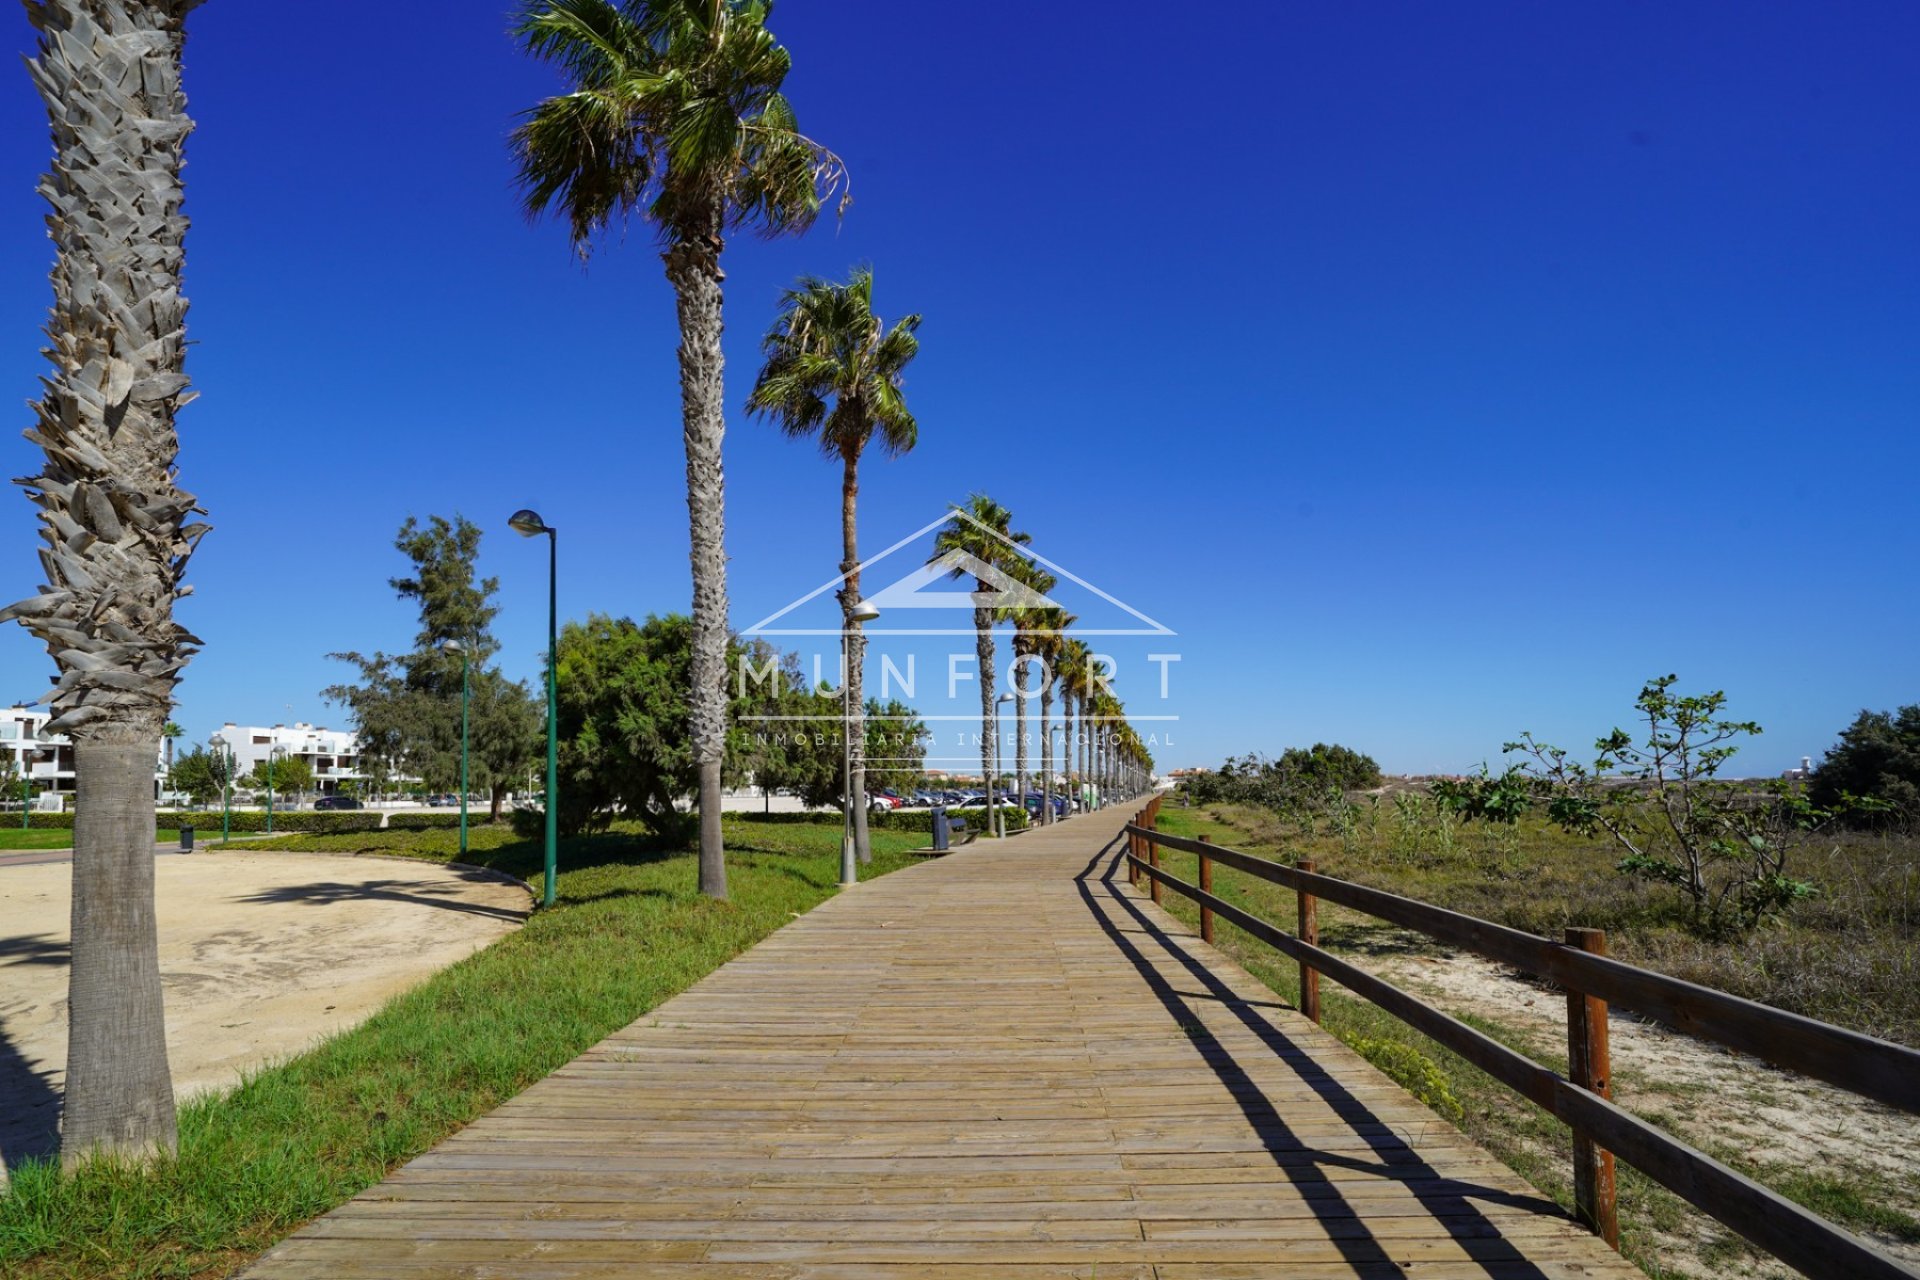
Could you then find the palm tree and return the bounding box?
[1057,638,1094,812]
[512,0,847,900]
[1030,609,1073,824]
[747,267,920,864]
[928,495,1028,829]
[163,721,183,772]
[997,562,1056,824]
[3,0,207,1165]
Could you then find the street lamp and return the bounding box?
[841,599,881,888]
[209,733,232,845]
[991,692,1015,837]
[441,638,470,857]
[509,509,559,908]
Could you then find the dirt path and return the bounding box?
[0,850,528,1178]
[1365,943,1920,1277]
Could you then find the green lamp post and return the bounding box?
[441,638,470,858]
[509,508,558,908]
[210,732,232,845]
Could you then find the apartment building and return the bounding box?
[1,705,167,800]
[207,722,364,795]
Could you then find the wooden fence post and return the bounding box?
[1198,834,1214,944]
[1566,927,1620,1250]
[1297,858,1320,1023]
[1128,829,1140,886]
[1148,829,1162,904]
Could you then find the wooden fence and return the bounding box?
[1119,799,1920,1280]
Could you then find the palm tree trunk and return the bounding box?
[1012,639,1029,827]
[1039,677,1053,826]
[9,0,211,1166]
[840,451,872,864]
[64,738,177,1163]
[973,604,993,828]
[664,214,730,901]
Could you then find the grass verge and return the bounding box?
[0,815,925,1280]
[0,830,182,852]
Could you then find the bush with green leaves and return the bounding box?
[1810,704,1920,825]
[1505,675,1834,935]
[1189,743,1382,815]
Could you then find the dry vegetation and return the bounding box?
[1147,793,1920,1280]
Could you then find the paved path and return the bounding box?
[246,806,1638,1279]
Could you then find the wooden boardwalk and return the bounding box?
[246,806,1642,1280]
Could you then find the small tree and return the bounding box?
[1507,675,1826,934]
[247,755,314,799]
[167,745,229,807]
[327,515,539,816]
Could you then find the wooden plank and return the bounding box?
[241,807,1643,1280]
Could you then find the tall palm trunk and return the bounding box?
[1038,674,1053,826]
[1061,687,1074,814]
[839,450,872,863]
[9,0,209,1164]
[972,603,993,825]
[1012,639,1030,826]
[664,210,730,900]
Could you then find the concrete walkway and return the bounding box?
[245,806,1637,1279]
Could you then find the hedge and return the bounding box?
[165,811,385,834]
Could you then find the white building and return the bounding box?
[207,722,365,795]
[1,705,168,801]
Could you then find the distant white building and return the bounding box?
[207,722,365,795]
[1,705,167,800]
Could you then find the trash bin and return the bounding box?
[179,826,195,853]
[931,805,950,853]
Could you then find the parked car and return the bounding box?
[314,795,363,810]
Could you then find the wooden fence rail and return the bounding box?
[1120,806,1920,1280]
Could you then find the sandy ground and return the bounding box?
[0,850,527,1177]
[1366,946,1920,1277]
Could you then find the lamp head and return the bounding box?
[848,600,881,624]
[996,692,1016,704]
[508,509,552,537]
[209,733,224,748]
[440,638,464,655]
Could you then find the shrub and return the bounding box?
[179,811,385,835]
[386,812,472,831]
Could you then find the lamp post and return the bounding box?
[441,638,470,857]
[841,599,881,888]
[509,509,559,908]
[210,733,232,845]
[991,691,1015,837]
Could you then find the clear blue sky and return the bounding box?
[3,2,1915,775]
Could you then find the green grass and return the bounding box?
[0,816,926,1280]
[0,830,182,852]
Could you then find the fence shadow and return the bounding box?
[1077,835,1562,1278]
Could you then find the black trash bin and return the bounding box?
[179,826,195,853]
[931,805,950,853]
